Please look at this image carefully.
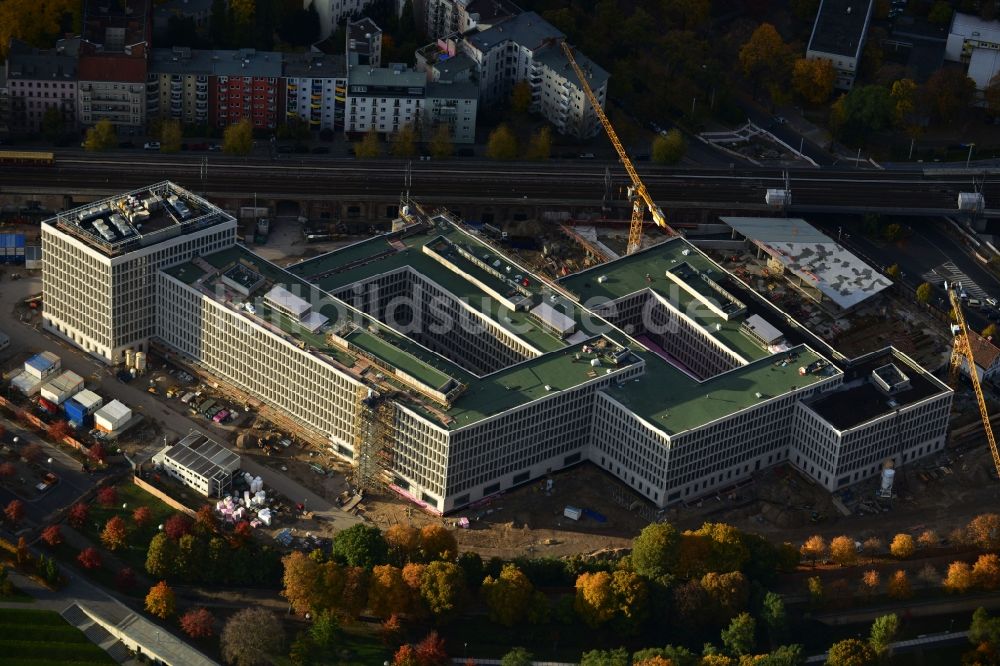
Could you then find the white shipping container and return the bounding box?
[39,370,84,405]
[94,399,132,432]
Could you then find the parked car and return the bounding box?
[208,144,222,151]
[144,141,160,151]
[213,409,230,423]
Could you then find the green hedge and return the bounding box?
[0,608,72,626]
[0,641,111,661]
[0,624,91,643]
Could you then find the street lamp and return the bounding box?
[967,143,976,168]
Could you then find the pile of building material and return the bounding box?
[215,473,273,527]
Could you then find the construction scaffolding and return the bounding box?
[351,386,396,491]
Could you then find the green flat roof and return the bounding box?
[560,238,768,363]
[608,346,837,435]
[163,262,205,284]
[346,328,455,391]
[161,224,843,435]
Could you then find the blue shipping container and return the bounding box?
[63,398,87,424]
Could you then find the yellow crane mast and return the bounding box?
[947,284,1000,478]
[560,42,674,254]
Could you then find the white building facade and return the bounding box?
[41,183,237,363]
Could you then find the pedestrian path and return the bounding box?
[920,261,991,300]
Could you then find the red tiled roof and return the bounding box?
[969,329,1000,370]
[78,53,147,82]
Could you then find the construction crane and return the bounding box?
[560,42,674,255]
[946,282,1000,478]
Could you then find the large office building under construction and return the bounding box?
[43,183,953,513]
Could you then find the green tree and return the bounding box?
[970,607,1000,649]
[915,282,932,304]
[332,524,388,569]
[632,522,680,581]
[792,58,835,105]
[419,561,466,621]
[580,648,630,666]
[429,125,453,159]
[391,124,417,158]
[355,127,381,159]
[486,124,518,160]
[721,612,756,657]
[885,264,900,280]
[526,126,552,160]
[984,324,999,339]
[83,119,117,152]
[482,563,534,627]
[652,129,686,164]
[791,0,820,21]
[807,576,824,607]
[501,647,534,666]
[222,118,253,155]
[835,85,894,141]
[40,107,65,142]
[510,81,532,114]
[146,532,179,578]
[825,638,876,666]
[160,119,182,153]
[869,613,899,657]
[761,591,787,645]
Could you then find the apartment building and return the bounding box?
[47,183,952,514]
[346,18,382,68]
[345,64,477,143]
[41,182,237,363]
[148,47,211,126]
[77,0,152,129]
[284,51,347,130]
[806,0,874,90]
[3,38,79,135]
[153,431,240,497]
[445,11,607,139]
[424,0,516,41]
[212,49,283,130]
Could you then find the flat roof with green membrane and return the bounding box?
[559,238,768,362]
[346,328,456,391]
[607,345,838,435]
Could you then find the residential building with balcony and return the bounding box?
[4,38,79,135]
[77,0,152,130]
[148,47,212,126]
[421,11,607,139]
[283,51,347,131]
[210,49,283,130]
[344,63,477,143]
[346,17,382,68]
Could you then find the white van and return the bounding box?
[968,299,982,309]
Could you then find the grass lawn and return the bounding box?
[0,607,115,665]
[78,482,179,571]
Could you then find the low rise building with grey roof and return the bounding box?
[153,431,240,497]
